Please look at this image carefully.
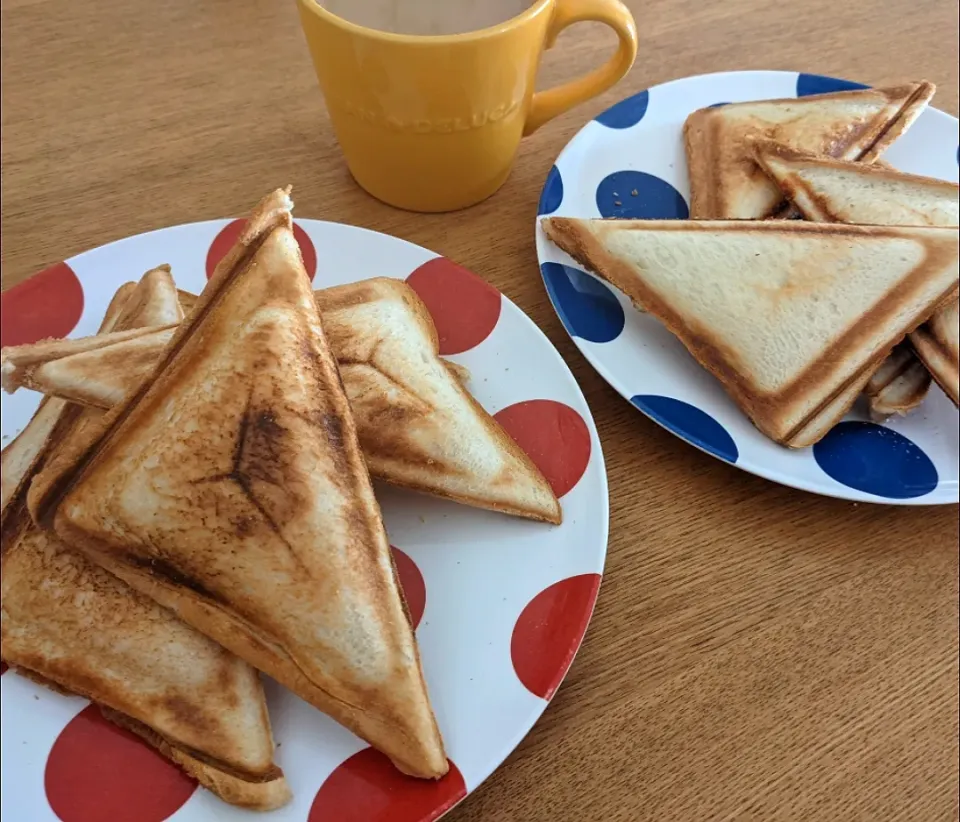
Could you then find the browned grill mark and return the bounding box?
[123,552,224,603]
[321,413,344,452]
[189,393,310,570]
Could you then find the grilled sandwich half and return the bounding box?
[28,188,448,779]
[684,81,934,219]
[541,217,958,447]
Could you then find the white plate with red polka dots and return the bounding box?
[0,217,608,822]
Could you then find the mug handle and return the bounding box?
[523,0,638,136]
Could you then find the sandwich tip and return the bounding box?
[1,360,17,394]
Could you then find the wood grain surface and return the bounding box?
[2,0,958,819]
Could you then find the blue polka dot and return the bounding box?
[595,89,649,129]
[541,262,624,343]
[596,171,689,219]
[630,395,739,463]
[796,73,869,97]
[813,422,938,499]
[538,165,564,215]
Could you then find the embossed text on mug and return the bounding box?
[338,99,523,133]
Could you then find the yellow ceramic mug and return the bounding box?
[296,0,638,212]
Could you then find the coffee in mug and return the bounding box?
[318,0,536,36]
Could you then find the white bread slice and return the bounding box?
[542,217,958,446]
[28,188,448,779]
[0,268,179,395]
[0,324,171,395]
[684,81,935,219]
[1,284,134,533]
[3,328,174,407]
[754,140,959,408]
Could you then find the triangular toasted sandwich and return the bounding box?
[541,217,958,446]
[27,189,448,779]
[0,266,181,405]
[4,282,560,523]
[754,140,959,406]
[752,139,960,227]
[683,81,935,219]
[1,284,134,535]
[115,263,184,325]
[3,326,175,408]
[2,276,290,810]
[0,323,169,395]
[316,277,559,520]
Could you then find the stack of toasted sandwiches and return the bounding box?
[0,188,561,810]
[543,81,959,447]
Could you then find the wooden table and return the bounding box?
[2,1,958,819]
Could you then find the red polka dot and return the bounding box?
[493,400,591,498]
[205,219,317,281]
[45,704,197,822]
[308,748,466,822]
[405,258,501,355]
[0,262,84,347]
[392,546,426,630]
[511,574,601,700]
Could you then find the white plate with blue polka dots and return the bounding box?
[535,70,959,505]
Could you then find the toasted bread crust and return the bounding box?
[855,82,937,163]
[1,662,289,810]
[784,366,876,448]
[1,397,70,532]
[101,708,290,809]
[684,81,935,219]
[542,217,958,444]
[752,139,960,225]
[911,300,960,406]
